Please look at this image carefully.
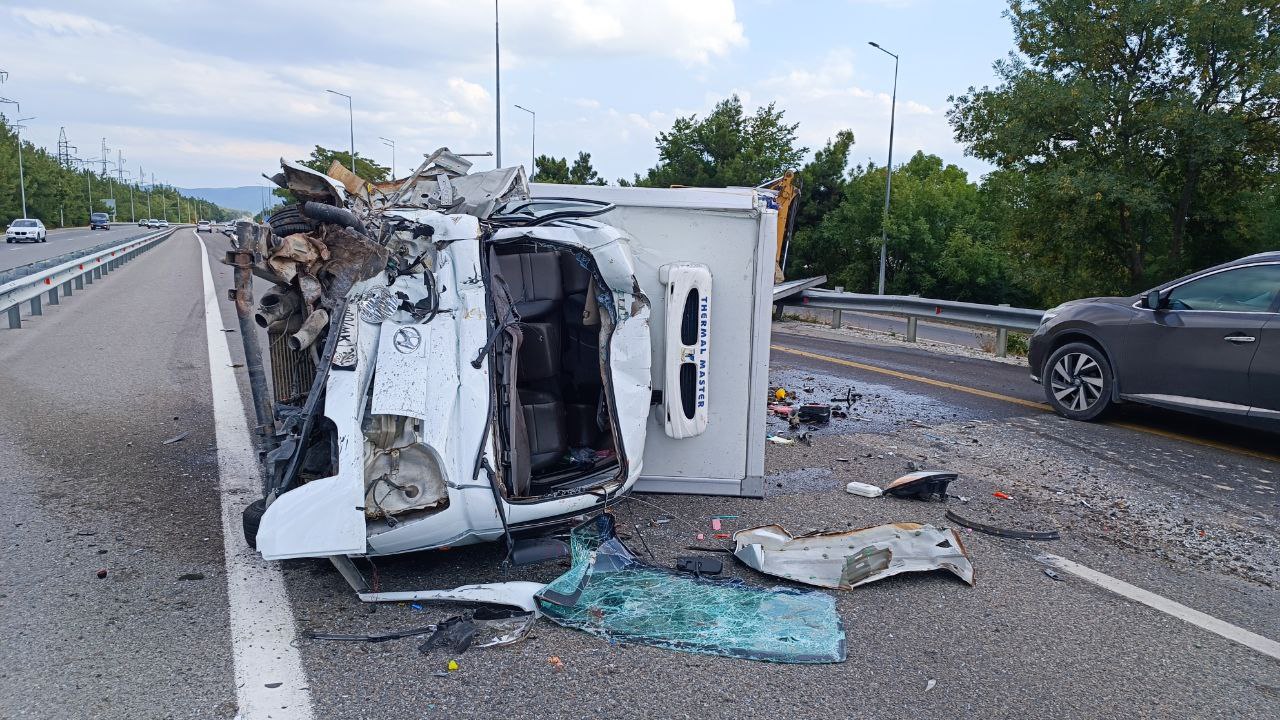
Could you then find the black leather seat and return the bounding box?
[520,389,566,471]
[497,252,562,320]
[518,322,561,383]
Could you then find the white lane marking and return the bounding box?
[197,232,315,719]
[1039,553,1280,661]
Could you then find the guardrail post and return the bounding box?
[75,273,85,289]
[84,269,93,285]
[61,280,72,297]
[830,287,844,328]
[996,304,1010,357]
[906,294,919,342]
[7,305,20,329]
[48,287,59,306]
[92,266,102,280]
[30,296,42,316]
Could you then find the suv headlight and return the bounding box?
[1039,305,1066,326]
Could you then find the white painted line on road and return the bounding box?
[197,233,315,719]
[1039,553,1280,661]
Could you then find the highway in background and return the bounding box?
[1,224,165,272]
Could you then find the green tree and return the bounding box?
[629,95,806,187]
[534,151,606,185]
[534,154,570,183]
[298,145,390,183]
[949,0,1280,301]
[791,152,1028,304]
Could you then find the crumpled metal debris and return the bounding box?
[733,523,975,590]
[418,607,537,654]
[535,515,846,664]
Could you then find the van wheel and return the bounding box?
[1043,342,1113,421]
[242,499,266,549]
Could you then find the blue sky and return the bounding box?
[0,1,1014,188]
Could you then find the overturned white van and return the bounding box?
[235,151,776,565]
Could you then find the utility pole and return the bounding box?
[100,137,110,178]
[869,41,899,296]
[116,149,127,221]
[11,115,33,218]
[143,166,152,219]
[494,0,502,168]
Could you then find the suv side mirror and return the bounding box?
[1144,289,1165,310]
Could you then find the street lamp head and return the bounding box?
[868,41,880,48]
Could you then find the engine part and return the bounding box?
[289,308,330,351]
[255,287,301,328]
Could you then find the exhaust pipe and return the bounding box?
[255,288,301,328]
[288,309,330,351]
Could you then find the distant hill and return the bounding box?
[178,186,275,215]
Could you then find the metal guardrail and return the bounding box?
[1,227,177,329]
[772,275,827,302]
[0,229,169,286]
[779,288,1045,357]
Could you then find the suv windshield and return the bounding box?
[91,213,108,221]
[12,219,37,227]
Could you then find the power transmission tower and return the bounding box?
[57,127,72,167]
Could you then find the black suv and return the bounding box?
[1028,252,1279,429]
[90,212,111,230]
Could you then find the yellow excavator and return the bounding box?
[761,171,801,283]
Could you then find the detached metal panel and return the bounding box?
[531,184,775,497]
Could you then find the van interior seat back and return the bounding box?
[497,252,562,320]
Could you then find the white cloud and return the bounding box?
[11,7,115,36]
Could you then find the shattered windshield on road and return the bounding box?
[535,514,847,664]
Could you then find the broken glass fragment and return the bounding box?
[535,515,846,664]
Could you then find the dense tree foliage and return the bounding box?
[0,116,233,226]
[625,95,807,188]
[949,0,1280,303]
[535,152,606,185]
[297,145,390,183]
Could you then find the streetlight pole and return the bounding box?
[869,41,898,296]
[121,169,135,221]
[514,104,535,179]
[12,116,34,218]
[143,166,152,219]
[494,0,502,168]
[379,136,396,179]
[325,89,355,173]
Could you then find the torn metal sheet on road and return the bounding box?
[733,523,976,590]
[535,515,846,664]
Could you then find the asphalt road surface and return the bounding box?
[1,230,1276,719]
[1,224,165,272]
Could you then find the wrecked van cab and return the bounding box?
[235,150,777,568]
[241,153,649,561]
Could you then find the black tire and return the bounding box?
[1043,341,1114,421]
[268,203,315,238]
[242,498,267,549]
